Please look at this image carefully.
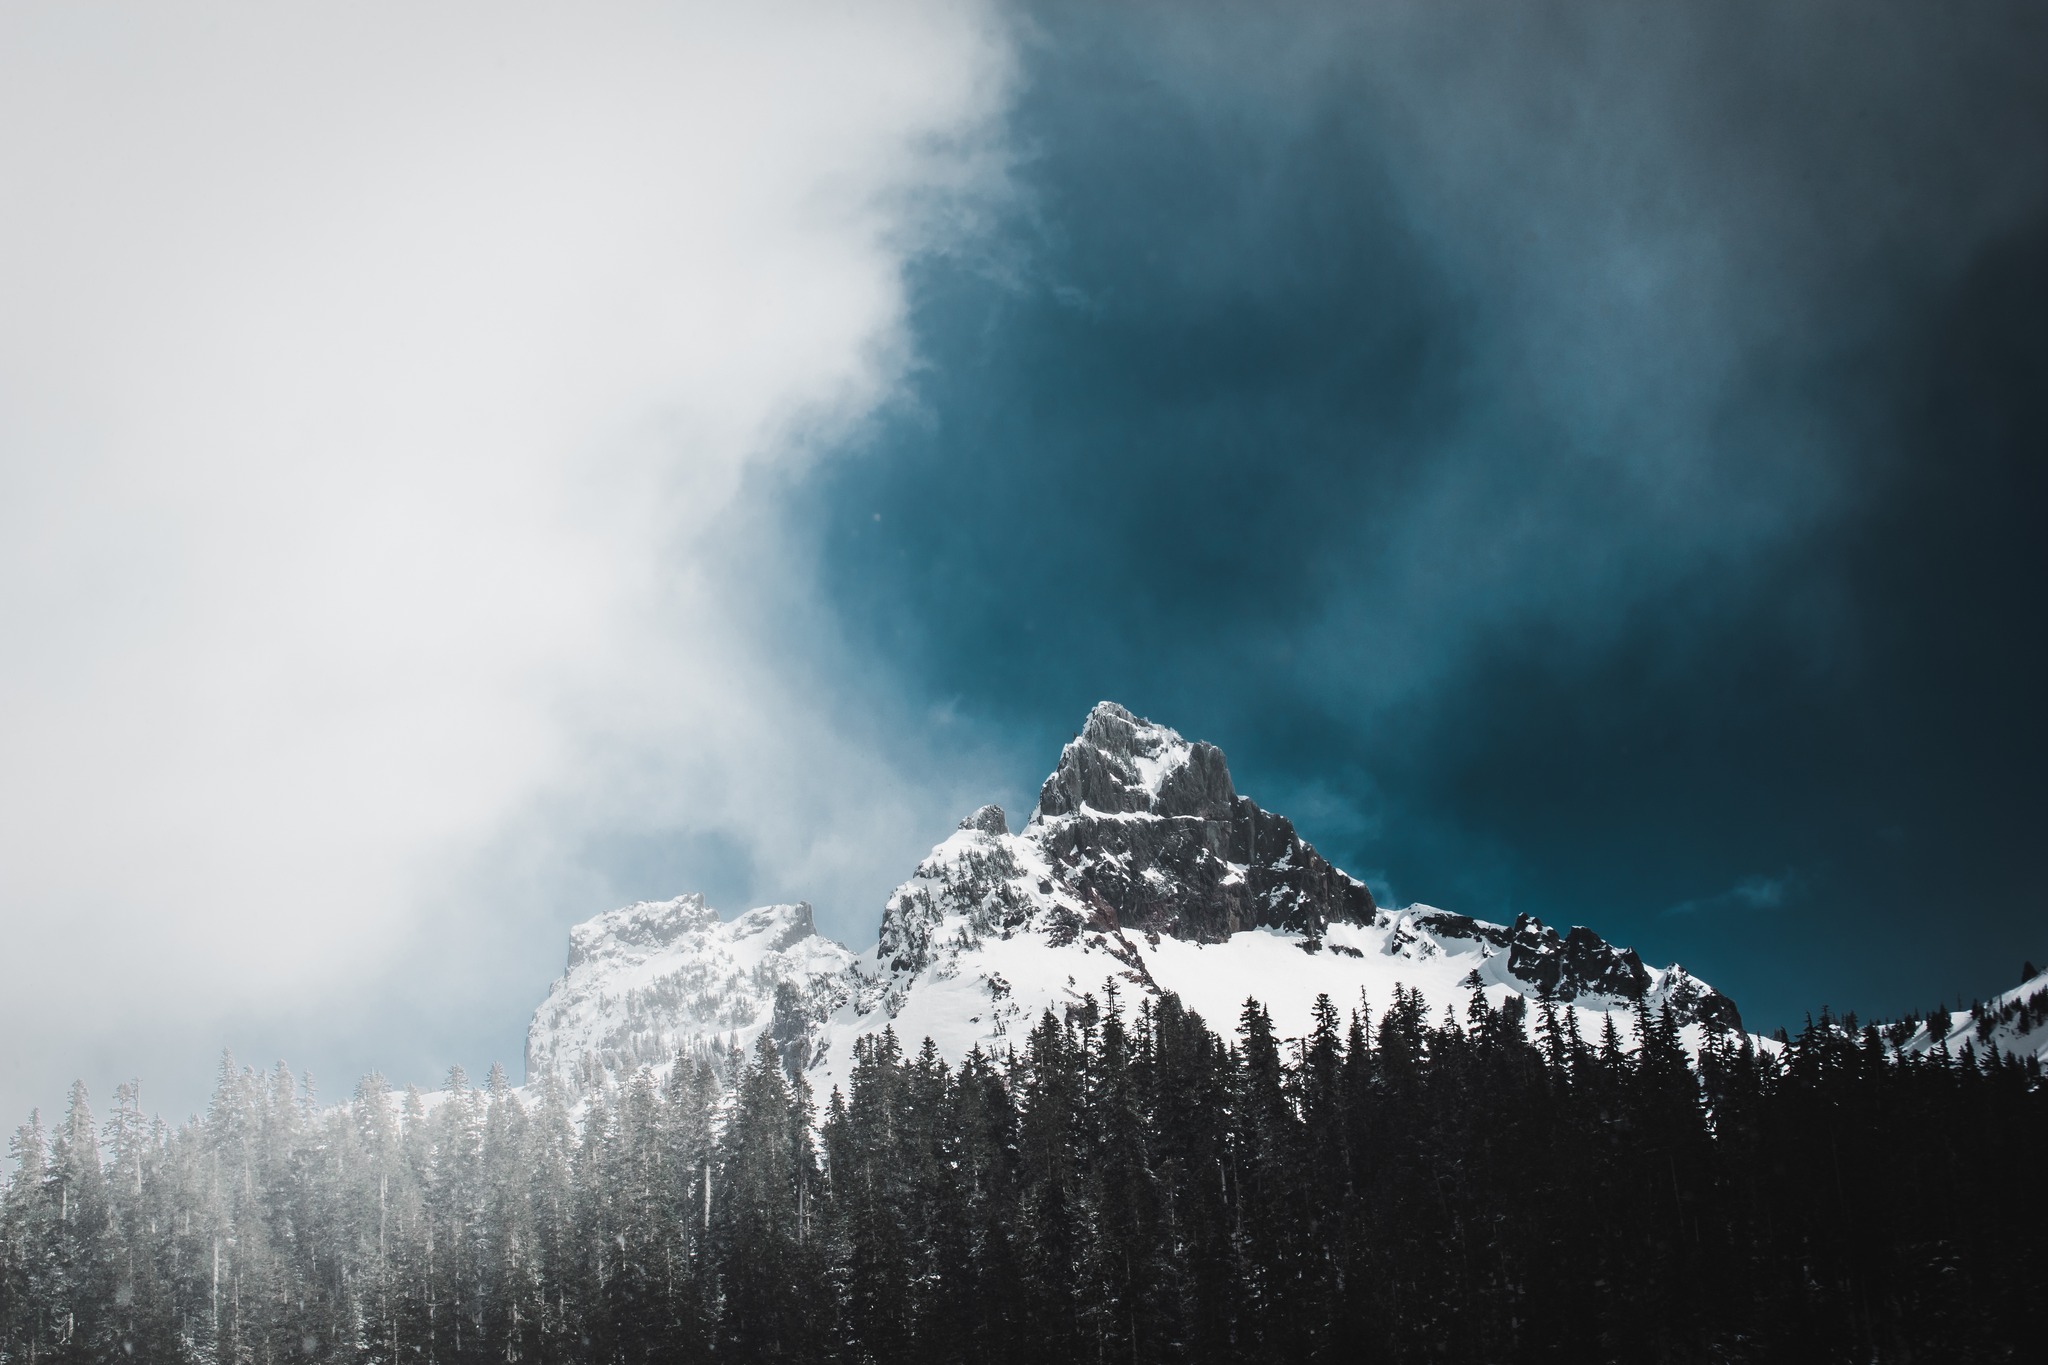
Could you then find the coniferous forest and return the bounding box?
[4,987,2043,1365]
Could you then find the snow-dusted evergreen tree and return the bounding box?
[1,1111,51,1356]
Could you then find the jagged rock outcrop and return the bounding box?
[1405,909,1739,1030]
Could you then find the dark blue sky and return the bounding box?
[785,0,2048,1033]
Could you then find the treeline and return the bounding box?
[3,987,2044,1364]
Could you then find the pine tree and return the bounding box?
[1231,997,1316,1360]
[715,1034,831,1363]
[526,1069,580,1363]
[824,1028,914,1361]
[948,1043,1025,1365]
[1084,983,1170,1364]
[1,1111,53,1358]
[1015,1008,1086,1359]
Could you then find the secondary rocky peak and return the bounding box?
[530,893,856,1096]
[1506,914,1653,1003]
[958,803,1009,835]
[1394,908,1741,1031]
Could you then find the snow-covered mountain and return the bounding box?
[526,701,1746,1099]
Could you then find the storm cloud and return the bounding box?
[799,0,2048,1030]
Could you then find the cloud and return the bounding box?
[0,2,1014,1120]
[1663,875,1798,918]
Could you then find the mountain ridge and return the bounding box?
[526,701,1755,1099]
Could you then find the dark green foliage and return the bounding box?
[3,991,2042,1363]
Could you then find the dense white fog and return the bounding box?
[0,1,1014,1121]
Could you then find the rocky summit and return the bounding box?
[526,701,1746,1100]
[1028,702,1376,942]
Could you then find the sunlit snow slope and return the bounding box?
[1891,969,2048,1067]
[526,702,1746,1100]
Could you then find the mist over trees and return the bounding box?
[4,987,2042,1364]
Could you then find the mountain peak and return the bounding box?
[1022,702,1370,941]
[1035,700,1237,821]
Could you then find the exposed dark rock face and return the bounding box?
[1034,702,1239,821]
[1029,702,1376,941]
[1495,912,1742,1030]
[1507,915,1653,1001]
[1412,911,1512,950]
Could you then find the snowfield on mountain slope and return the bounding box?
[1893,970,2048,1066]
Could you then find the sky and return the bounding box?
[2,0,2044,1124]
